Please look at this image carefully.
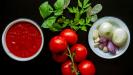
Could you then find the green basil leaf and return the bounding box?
[62,16,66,20]
[57,18,63,23]
[41,16,56,28]
[78,0,82,8]
[62,23,68,28]
[67,7,74,13]
[91,4,102,15]
[91,15,98,22]
[64,0,70,9]
[80,26,87,31]
[83,4,91,14]
[73,7,79,13]
[64,19,69,24]
[49,27,59,31]
[80,9,84,14]
[39,1,53,19]
[54,0,64,10]
[83,3,91,8]
[74,7,80,21]
[75,13,80,22]
[71,25,79,31]
[83,0,90,8]
[79,19,85,25]
[64,19,70,26]
[86,16,91,24]
[53,23,62,30]
[54,9,63,16]
[86,24,92,26]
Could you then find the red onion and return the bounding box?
[99,37,108,46]
[107,41,117,54]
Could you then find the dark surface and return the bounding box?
[0,0,133,75]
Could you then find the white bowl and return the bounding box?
[2,18,44,61]
[88,16,130,59]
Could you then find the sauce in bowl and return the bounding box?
[2,19,44,61]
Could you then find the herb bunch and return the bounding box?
[39,0,102,31]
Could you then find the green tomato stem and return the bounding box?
[67,46,79,75]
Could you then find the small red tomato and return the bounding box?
[49,36,67,53]
[61,60,77,75]
[70,44,88,62]
[52,51,68,63]
[60,29,78,45]
[78,60,96,75]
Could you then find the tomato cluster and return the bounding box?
[49,29,95,75]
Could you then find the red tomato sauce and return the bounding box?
[6,22,42,58]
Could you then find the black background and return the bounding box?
[0,0,133,75]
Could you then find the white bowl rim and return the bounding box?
[2,18,44,61]
[88,16,130,59]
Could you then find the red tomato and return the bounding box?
[61,60,77,75]
[52,51,68,63]
[60,29,78,45]
[49,36,67,53]
[78,60,96,75]
[70,44,88,62]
